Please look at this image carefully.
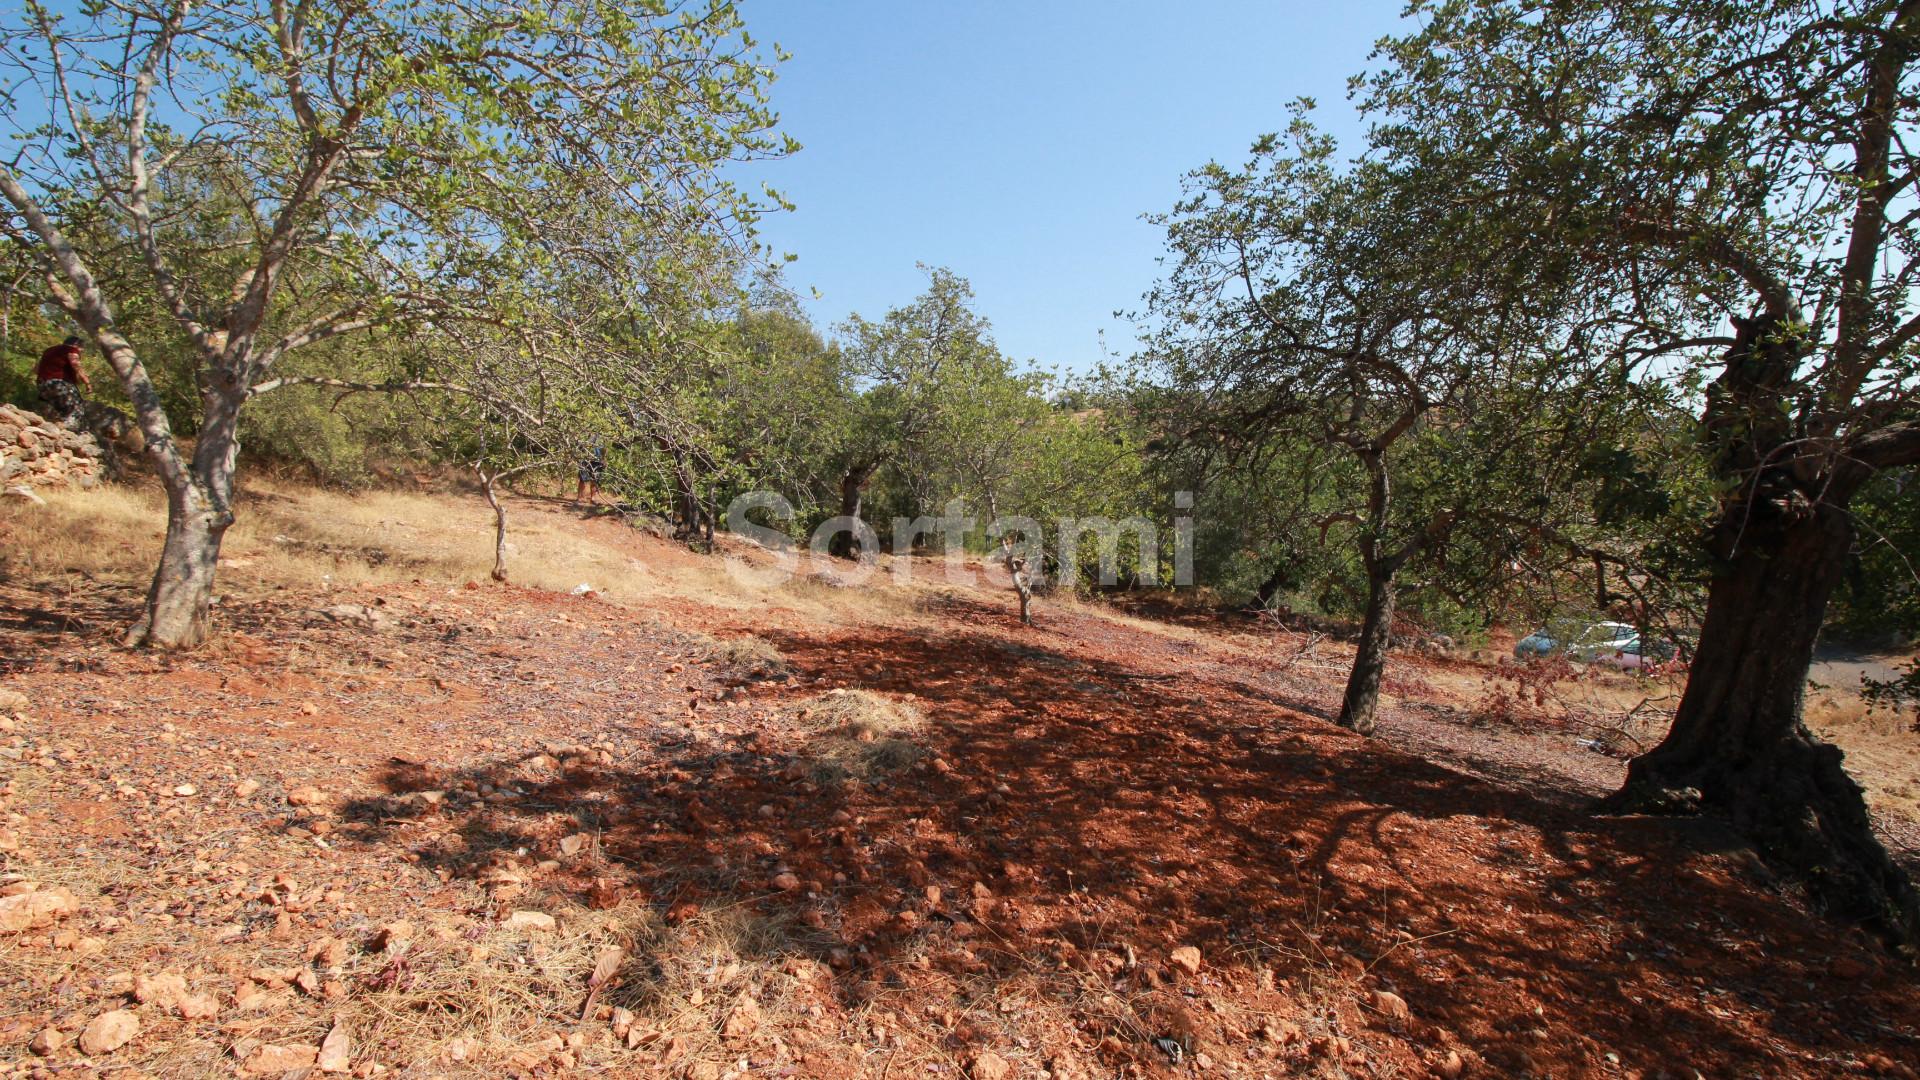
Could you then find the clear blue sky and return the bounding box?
[738,1,1412,372]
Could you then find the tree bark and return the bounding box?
[125,392,242,649]
[1602,314,1920,950]
[831,461,879,560]
[1603,496,1919,947]
[1335,445,1402,736]
[673,473,703,541]
[651,434,709,544]
[482,474,509,582]
[127,483,228,649]
[1337,563,1395,735]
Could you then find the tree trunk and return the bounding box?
[126,483,227,649]
[482,474,509,582]
[1603,498,1920,947]
[831,461,878,560]
[1599,312,1920,949]
[126,393,240,649]
[1337,563,1395,735]
[673,468,699,539]
[1336,444,1401,736]
[652,434,708,544]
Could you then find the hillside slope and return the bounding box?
[0,486,1915,1079]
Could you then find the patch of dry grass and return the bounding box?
[0,813,833,1078]
[1806,690,1920,823]
[2,481,956,639]
[1807,690,1913,738]
[680,631,790,680]
[791,690,927,784]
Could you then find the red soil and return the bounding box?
[0,566,1914,1078]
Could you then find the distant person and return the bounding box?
[35,334,91,421]
[574,444,606,505]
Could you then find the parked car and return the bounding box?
[1589,634,1680,671]
[1515,621,1629,658]
[1515,621,1677,670]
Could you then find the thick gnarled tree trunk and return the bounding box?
[1604,494,1919,946]
[1604,314,1920,949]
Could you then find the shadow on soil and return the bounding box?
[329,591,1915,1076]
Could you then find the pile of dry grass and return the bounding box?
[792,690,926,784]
[323,900,822,1076]
[683,631,789,680]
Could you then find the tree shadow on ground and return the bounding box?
[329,592,1917,1077]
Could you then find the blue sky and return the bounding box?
[738,1,1413,372]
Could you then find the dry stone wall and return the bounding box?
[0,404,104,492]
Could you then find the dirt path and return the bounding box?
[0,563,1915,1079]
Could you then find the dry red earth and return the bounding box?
[0,528,1916,1079]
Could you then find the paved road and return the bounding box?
[1810,645,1913,690]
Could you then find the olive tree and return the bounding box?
[1368,0,1920,944]
[825,267,999,557]
[1146,114,1600,733]
[0,0,788,646]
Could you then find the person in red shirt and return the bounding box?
[34,335,90,420]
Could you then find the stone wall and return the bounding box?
[0,404,104,492]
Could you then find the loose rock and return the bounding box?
[78,1010,138,1055]
[368,921,413,953]
[241,1043,318,1075]
[28,1028,64,1056]
[1372,989,1411,1024]
[1169,945,1203,977]
[133,972,189,1009]
[317,1022,351,1073]
[504,910,557,931]
[971,1050,1012,1080]
[721,997,761,1039]
[0,886,78,933]
[309,935,349,968]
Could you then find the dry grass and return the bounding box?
[1,482,955,636]
[680,631,790,680]
[1807,690,1914,738]
[791,690,927,784]
[1806,690,1920,822]
[0,808,832,1079]
[3,482,639,594]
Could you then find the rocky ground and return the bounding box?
[0,501,1916,1079]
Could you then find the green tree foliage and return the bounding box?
[1832,471,1920,643]
[710,291,851,525]
[1365,0,1920,945]
[1143,106,1642,733]
[0,0,791,646]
